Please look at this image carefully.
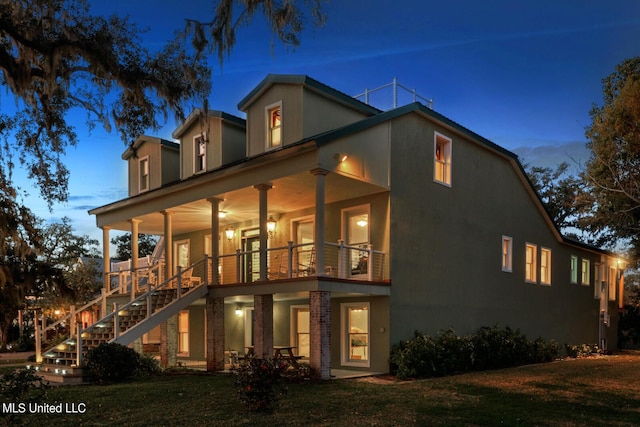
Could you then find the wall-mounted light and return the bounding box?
[225,226,235,246]
[234,306,243,316]
[334,153,348,162]
[267,215,277,239]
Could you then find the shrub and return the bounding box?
[135,353,162,377]
[233,357,288,412]
[85,343,142,384]
[0,368,49,402]
[390,325,561,379]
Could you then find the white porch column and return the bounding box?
[101,226,111,290]
[254,183,272,281]
[129,219,140,298]
[208,197,222,285]
[311,169,329,276]
[162,210,173,279]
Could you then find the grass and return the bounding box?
[3,352,640,426]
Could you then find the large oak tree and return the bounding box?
[584,57,640,263]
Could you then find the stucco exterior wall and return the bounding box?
[387,112,614,347]
[127,140,161,196]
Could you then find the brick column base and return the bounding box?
[310,291,331,379]
[160,315,178,368]
[253,294,274,358]
[206,296,225,371]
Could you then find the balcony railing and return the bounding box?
[218,240,385,284]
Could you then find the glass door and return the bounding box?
[343,206,370,277]
[291,306,310,357]
[242,229,260,282]
[293,217,314,276]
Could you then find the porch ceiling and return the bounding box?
[104,171,386,236]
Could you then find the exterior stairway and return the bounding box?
[37,273,208,384]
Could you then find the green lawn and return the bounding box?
[4,352,640,426]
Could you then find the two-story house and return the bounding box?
[39,74,623,381]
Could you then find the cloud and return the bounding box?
[513,142,590,172]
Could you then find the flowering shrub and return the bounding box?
[233,357,288,412]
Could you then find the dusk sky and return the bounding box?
[12,0,640,249]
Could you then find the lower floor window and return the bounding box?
[342,302,370,366]
[178,310,189,356]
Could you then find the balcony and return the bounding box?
[218,240,386,285]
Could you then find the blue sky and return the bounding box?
[13,0,640,248]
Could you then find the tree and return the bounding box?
[0,0,210,208]
[111,233,159,261]
[40,217,102,304]
[525,162,591,237]
[181,0,327,62]
[584,57,640,263]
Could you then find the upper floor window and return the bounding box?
[525,243,537,283]
[501,236,512,272]
[434,132,452,186]
[267,102,282,149]
[540,247,551,285]
[194,134,206,173]
[139,156,149,193]
[570,255,578,284]
[581,259,591,286]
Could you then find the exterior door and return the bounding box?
[292,217,314,276]
[291,305,310,357]
[242,229,260,282]
[174,240,190,270]
[342,205,370,277]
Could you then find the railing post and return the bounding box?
[338,239,346,279]
[147,292,152,319]
[113,302,119,340]
[287,241,294,278]
[203,255,209,286]
[34,309,42,363]
[76,324,83,367]
[367,244,374,282]
[235,249,242,283]
[70,305,76,338]
[101,288,107,319]
[130,269,136,301]
[177,266,183,299]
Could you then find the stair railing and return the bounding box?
[73,256,210,366]
[36,286,120,363]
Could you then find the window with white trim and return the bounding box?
[540,247,551,285]
[570,255,578,284]
[609,266,616,301]
[581,259,590,286]
[194,133,206,173]
[178,310,189,356]
[502,236,513,272]
[139,156,149,192]
[434,132,452,185]
[525,243,537,283]
[341,302,370,367]
[594,263,602,299]
[266,102,282,149]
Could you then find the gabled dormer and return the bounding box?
[238,74,380,157]
[122,136,180,197]
[172,109,246,179]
